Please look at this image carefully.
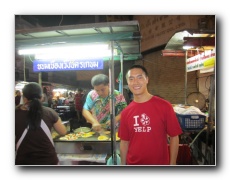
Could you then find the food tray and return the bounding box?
[176,113,206,130]
[74,127,91,133]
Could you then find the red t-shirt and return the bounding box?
[118,96,182,165]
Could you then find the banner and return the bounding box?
[186,49,215,72]
[33,59,104,72]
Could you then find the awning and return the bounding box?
[16,20,142,165]
[162,29,215,57]
[15,20,142,61]
[162,29,215,106]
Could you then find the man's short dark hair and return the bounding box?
[126,64,148,79]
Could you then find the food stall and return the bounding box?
[163,30,216,165]
[16,21,142,165]
[53,127,120,165]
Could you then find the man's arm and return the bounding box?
[120,140,129,165]
[169,135,180,165]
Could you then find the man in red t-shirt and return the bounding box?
[118,65,182,165]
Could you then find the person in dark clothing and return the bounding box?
[15,82,67,165]
[15,90,21,106]
[75,88,84,121]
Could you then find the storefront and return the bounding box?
[162,30,216,165]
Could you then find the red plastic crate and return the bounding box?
[168,144,192,165]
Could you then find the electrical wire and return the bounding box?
[59,15,63,26]
[28,55,34,62]
[205,75,211,90]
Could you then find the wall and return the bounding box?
[198,71,213,99]
[130,15,215,105]
[134,15,213,52]
[134,51,198,104]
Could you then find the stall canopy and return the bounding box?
[15,20,142,61]
[161,29,215,103]
[162,29,215,58]
[15,20,142,165]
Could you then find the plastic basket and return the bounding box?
[106,154,121,165]
[176,113,206,130]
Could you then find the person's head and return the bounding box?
[22,82,43,130]
[15,90,21,96]
[77,88,83,94]
[91,74,109,98]
[126,65,149,96]
[23,82,43,102]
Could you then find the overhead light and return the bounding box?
[183,46,194,50]
[18,43,115,59]
[53,88,67,93]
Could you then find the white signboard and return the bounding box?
[186,49,215,72]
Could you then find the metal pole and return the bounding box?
[185,50,188,105]
[108,45,113,164]
[207,74,215,132]
[38,72,42,86]
[109,41,117,165]
[120,53,123,95]
[205,73,215,164]
[23,55,26,82]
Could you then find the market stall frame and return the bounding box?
[16,20,142,165]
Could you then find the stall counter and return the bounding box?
[53,130,120,165]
